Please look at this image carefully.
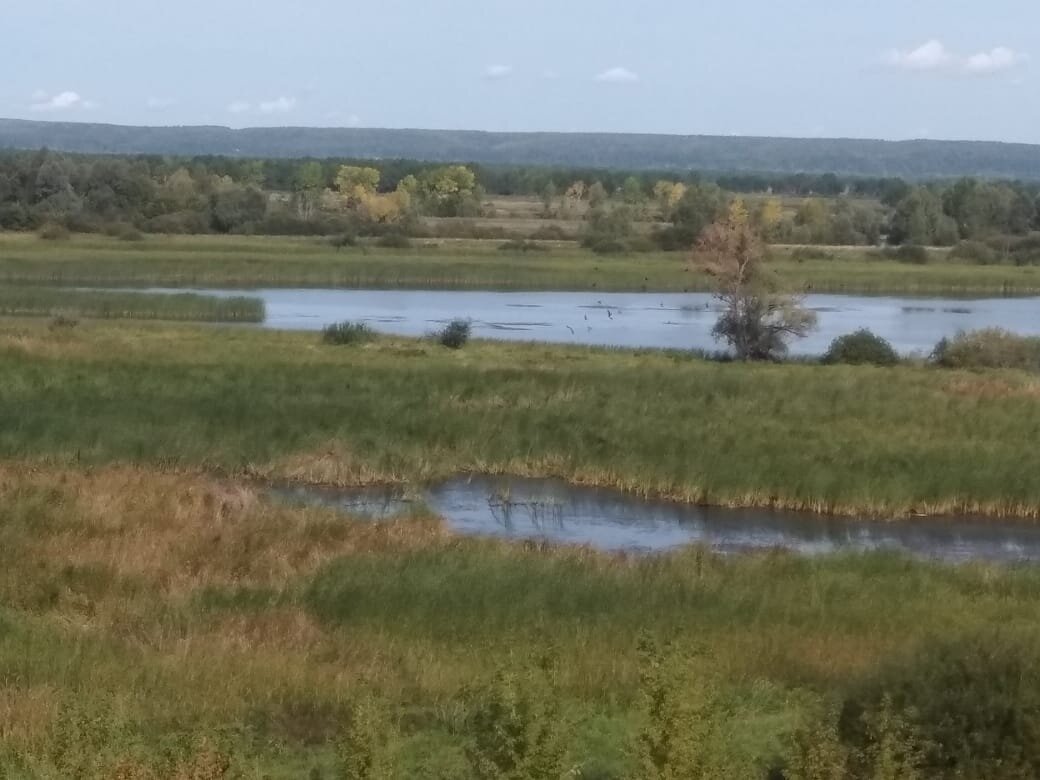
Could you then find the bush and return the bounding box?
[375,232,412,249]
[932,328,1040,371]
[436,319,471,349]
[586,238,628,255]
[892,245,929,264]
[837,632,1040,779]
[330,232,358,250]
[823,330,900,366]
[103,223,144,242]
[789,247,835,262]
[497,239,548,253]
[950,240,999,265]
[321,321,376,346]
[529,224,572,241]
[38,223,71,241]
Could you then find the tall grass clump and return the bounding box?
[0,287,264,323]
[932,328,1040,371]
[436,318,472,349]
[322,320,376,346]
[823,330,900,366]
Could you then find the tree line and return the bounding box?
[2,149,1040,250]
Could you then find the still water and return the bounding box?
[179,288,1040,355]
[274,476,1040,563]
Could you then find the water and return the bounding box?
[273,476,1040,563]
[166,288,1040,355]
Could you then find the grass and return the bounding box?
[0,286,264,323]
[2,232,1040,294]
[2,462,1040,776]
[3,320,1040,517]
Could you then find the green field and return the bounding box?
[4,320,1040,517]
[3,233,1040,294]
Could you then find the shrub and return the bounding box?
[330,232,358,250]
[321,321,376,346]
[49,315,79,331]
[497,239,548,253]
[375,232,412,249]
[837,632,1040,779]
[823,330,900,366]
[950,240,999,265]
[529,224,572,241]
[789,247,835,262]
[102,223,144,242]
[436,319,471,349]
[586,238,628,255]
[37,223,71,241]
[893,245,929,264]
[932,328,1040,371]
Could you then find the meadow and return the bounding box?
[3,232,1040,295]
[3,320,1040,517]
[3,462,1040,778]
[3,320,1040,776]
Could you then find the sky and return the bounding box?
[3,0,1038,143]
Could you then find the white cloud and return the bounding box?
[884,40,955,71]
[595,66,639,84]
[963,47,1029,75]
[484,64,513,80]
[884,40,1028,76]
[30,90,97,111]
[227,100,251,114]
[146,96,176,109]
[258,96,296,114]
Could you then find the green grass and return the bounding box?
[1,463,1039,777]
[2,320,1040,517]
[0,285,264,323]
[2,232,1040,294]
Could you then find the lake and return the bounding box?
[172,288,1040,354]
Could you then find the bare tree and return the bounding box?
[692,201,816,360]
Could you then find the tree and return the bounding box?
[692,200,816,360]
[293,161,325,219]
[540,181,557,218]
[889,187,958,246]
[587,181,608,209]
[653,181,687,219]
[655,183,727,250]
[335,166,381,207]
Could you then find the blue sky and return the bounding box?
[3,0,1037,142]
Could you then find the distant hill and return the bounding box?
[3,117,1040,180]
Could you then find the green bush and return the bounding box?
[436,319,471,349]
[932,328,1040,371]
[893,245,929,264]
[321,321,376,346]
[37,223,71,241]
[837,632,1040,779]
[823,330,900,366]
[950,240,999,265]
[375,232,412,249]
[498,239,548,254]
[330,232,358,250]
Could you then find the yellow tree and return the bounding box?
[692,199,816,360]
[335,166,381,207]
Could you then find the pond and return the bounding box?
[273,475,1040,563]
[169,288,1040,354]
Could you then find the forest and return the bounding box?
[7,117,1040,178]
[2,149,1040,258]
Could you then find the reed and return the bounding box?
[0,286,264,323]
